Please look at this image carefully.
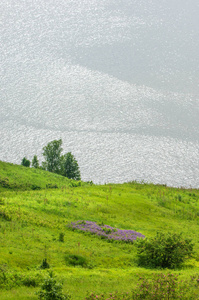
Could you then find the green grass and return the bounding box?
[0,161,199,299]
[0,161,84,191]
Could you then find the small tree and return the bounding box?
[41,139,81,179]
[21,157,31,167]
[40,258,50,269]
[37,272,71,300]
[135,232,194,269]
[60,152,81,180]
[42,139,63,173]
[32,155,39,168]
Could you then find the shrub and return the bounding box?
[32,155,40,168]
[21,157,31,167]
[40,258,50,269]
[59,233,65,242]
[46,184,58,189]
[0,210,12,221]
[31,184,41,190]
[135,232,194,269]
[36,272,71,300]
[23,277,37,287]
[65,254,88,267]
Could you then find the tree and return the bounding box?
[21,157,31,167]
[135,232,194,269]
[32,155,39,168]
[60,152,81,180]
[37,272,71,300]
[42,139,63,173]
[42,139,81,180]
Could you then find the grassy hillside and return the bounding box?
[0,161,84,191]
[0,162,199,299]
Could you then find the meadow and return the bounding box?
[0,161,199,299]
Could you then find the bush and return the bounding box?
[65,254,88,267]
[0,210,12,221]
[37,272,71,300]
[23,277,37,287]
[31,184,41,190]
[21,157,31,167]
[135,232,194,269]
[40,258,50,269]
[59,233,65,242]
[32,155,40,168]
[46,184,58,189]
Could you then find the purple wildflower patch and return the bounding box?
[68,220,145,243]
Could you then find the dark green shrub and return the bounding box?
[46,184,58,189]
[69,181,81,187]
[178,194,182,201]
[65,254,88,267]
[0,266,7,287]
[0,210,11,221]
[135,232,193,269]
[32,155,40,168]
[23,277,37,287]
[21,157,31,167]
[40,258,50,269]
[0,178,10,188]
[31,184,41,190]
[59,233,65,242]
[37,272,71,300]
[0,198,5,205]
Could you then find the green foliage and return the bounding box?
[37,272,71,300]
[65,254,88,267]
[133,273,199,300]
[135,232,194,269]
[21,157,31,167]
[60,152,81,180]
[0,177,11,189]
[0,267,42,289]
[59,232,64,242]
[40,258,50,269]
[32,155,40,168]
[42,139,63,173]
[23,276,38,287]
[46,184,58,189]
[42,140,81,180]
[0,210,12,221]
[69,180,82,187]
[31,184,42,190]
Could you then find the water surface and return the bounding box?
[1,0,199,187]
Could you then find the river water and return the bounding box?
[1,0,199,187]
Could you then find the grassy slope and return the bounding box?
[0,160,83,191]
[0,162,199,299]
